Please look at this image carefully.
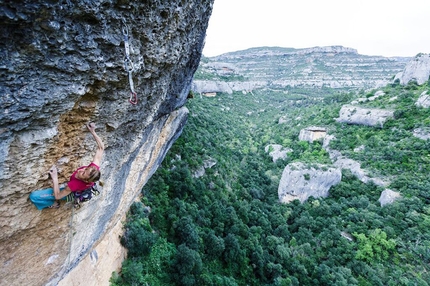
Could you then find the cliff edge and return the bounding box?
[0,1,213,285]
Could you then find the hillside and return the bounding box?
[193,46,410,93]
[112,51,430,285]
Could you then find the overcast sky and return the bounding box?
[203,0,430,58]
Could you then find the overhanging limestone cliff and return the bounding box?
[0,1,214,285]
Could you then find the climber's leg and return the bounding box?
[29,187,65,210]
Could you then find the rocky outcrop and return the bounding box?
[298,126,327,143]
[351,90,386,104]
[0,1,213,285]
[336,105,394,127]
[323,135,389,187]
[378,189,401,207]
[413,128,430,140]
[416,90,430,108]
[264,144,292,162]
[193,157,217,178]
[333,157,388,187]
[277,126,393,204]
[278,162,342,203]
[394,53,430,85]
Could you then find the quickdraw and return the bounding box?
[122,23,138,105]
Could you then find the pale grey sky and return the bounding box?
[203,0,430,57]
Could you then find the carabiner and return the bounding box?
[129,92,138,105]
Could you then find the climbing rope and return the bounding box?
[122,22,138,105]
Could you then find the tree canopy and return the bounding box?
[111,80,430,286]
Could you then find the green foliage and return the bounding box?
[120,202,157,258]
[170,244,203,285]
[354,229,396,263]
[118,260,146,285]
[112,80,430,285]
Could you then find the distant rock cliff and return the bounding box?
[193,46,410,94]
[0,1,213,285]
[394,53,430,85]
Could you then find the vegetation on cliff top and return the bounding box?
[111,79,430,285]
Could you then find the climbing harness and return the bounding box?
[122,23,138,105]
[65,183,100,209]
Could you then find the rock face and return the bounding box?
[336,105,394,127]
[298,126,327,143]
[394,54,430,85]
[192,157,217,178]
[351,90,386,104]
[323,135,389,187]
[416,90,430,108]
[413,128,430,140]
[0,1,213,285]
[278,162,342,203]
[264,144,292,162]
[58,217,127,286]
[333,157,387,187]
[378,189,401,207]
[194,46,410,93]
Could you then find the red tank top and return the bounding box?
[67,162,99,192]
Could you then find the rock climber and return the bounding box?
[29,122,105,210]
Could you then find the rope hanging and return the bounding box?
[122,22,138,105]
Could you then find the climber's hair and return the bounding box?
[87,166,101,182]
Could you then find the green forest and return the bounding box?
[111,79,430,285]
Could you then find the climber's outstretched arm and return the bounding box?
[49,166,72,199]
[87,122,104,167]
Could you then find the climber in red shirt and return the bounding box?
[29,122,105,210]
